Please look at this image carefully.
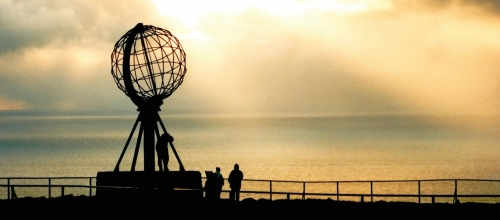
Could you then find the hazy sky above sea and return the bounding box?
[1,0,499,118]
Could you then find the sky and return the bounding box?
[0,0,500,118]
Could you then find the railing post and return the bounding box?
[370,181,373,202]
[11,186,17,199]
[48,178,51,198]
[432,196,435,204]
[89,178,92,197]
[302,182,306,200]
[336,182,339,201]
[453,179,458,204]
[61,186,65,197]
[7,178,10,200]
[287,193,290,200]
[270,181,272,201]
[418,181,421,204]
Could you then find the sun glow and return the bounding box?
[152,0,392,28]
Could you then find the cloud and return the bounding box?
[0,0,158,54]
[457,0,500,12]
[0,0,162,110]
[0,0,499,118]
[173,2,500,116]
[0,96,28,110]
[391,0,500,14]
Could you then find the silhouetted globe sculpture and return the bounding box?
[111,23,186,109]
[96,23,202,198]
[109,23,187,172]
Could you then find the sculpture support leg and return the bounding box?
[168,142,185,172]
[131,125,144,172]
[114,116,140,172]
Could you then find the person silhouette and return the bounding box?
[204,171,214,199]
[228,163,243,201]
[214,167,224,199]
[156,133,172,171]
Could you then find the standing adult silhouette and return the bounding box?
[228,163,243,201]
[156,133,172,171]
[214,167,224,199]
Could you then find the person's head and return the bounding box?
[216,167,220,172]
[234,164,239,170]
[161,133,173,142]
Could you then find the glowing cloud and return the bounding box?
[0,97,28,110]
[0,0,499,118]
[152,0,392,28]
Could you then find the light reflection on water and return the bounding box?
[1,112,499,189]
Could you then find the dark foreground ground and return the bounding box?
[1,195,499,219]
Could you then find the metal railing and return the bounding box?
[1,177,95,200]
[2,177,500,204]
[233,178,500,204]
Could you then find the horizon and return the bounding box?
[1,109,499,133]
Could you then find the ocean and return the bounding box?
[1,111,499,183]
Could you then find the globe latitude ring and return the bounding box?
[111,23,187,109]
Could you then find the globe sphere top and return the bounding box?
[111,23,186,108]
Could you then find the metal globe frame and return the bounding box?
[111,23,186,108]
[111,23,186,172]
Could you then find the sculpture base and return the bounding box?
[96,171,202,199]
